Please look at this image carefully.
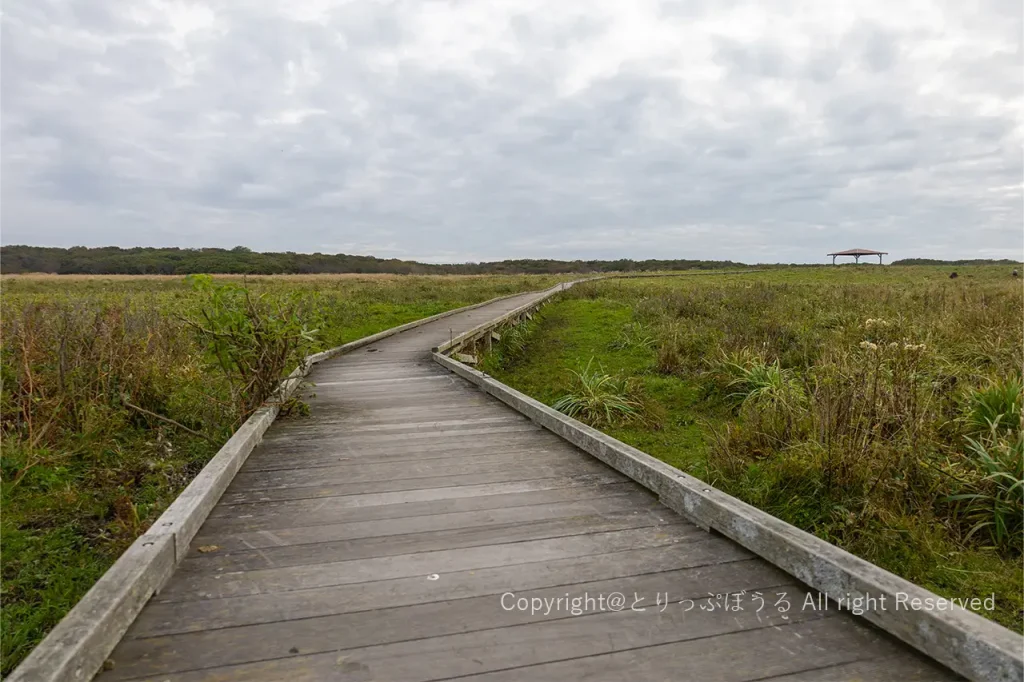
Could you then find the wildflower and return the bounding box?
[859,341,878,351]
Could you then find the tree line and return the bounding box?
[0,246,746,275]
[1,246,1016,275]
[890,258,1021,266]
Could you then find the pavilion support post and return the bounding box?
[878,254,883,264]
[854,255,860,263]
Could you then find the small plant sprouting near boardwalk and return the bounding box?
[552,358,654,427]
[184,275,322,420]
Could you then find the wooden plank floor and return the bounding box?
[99,292,960,681]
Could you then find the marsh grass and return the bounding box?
[608,322,657,352]
[477,266,1024,631]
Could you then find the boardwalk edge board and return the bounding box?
[7,288,542,682]
[434,280,583,355]
[432,298,1024,682]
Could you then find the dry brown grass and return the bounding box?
[1,272,517,282]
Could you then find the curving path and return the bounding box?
[97,291,958,681]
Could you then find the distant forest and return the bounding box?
[890,258,1022,266]
[0,246,746,275]
[0,245,1017,275]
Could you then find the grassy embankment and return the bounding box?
[481,266,1024,632]
[0,273,562,674]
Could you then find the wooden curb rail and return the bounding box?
[431,290,1024,682]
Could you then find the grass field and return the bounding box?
[480,265,1024,632]
[0,273,564,674]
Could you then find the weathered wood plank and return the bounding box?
[757,655,962,681]
[241,443,572,472]
[192,493,663,550]
[153,524,703,605]
[244,433,567,465]
[128,540,761,642]
[255,424,543,449]
[215,473,633,508]
[205,480,642,531]
[307,415,524,433]
[228,450,610,491]
[445,617,957,682]
[265,404,511,426]
[180,507,677,572]
[221,469,627,505]
[262,416,529,440]
[108,565,794,680]
[233,448,603,483]
[315,372,452,382]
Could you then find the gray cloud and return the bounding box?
[2,0,1021,263]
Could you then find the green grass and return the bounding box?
[0,273,566,674]
[482,266,1024,632]
[483,297,723,474]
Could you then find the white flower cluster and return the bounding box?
[864,318,891,328]
[859,340,926,352]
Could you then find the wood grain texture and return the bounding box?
[98,291,960,682]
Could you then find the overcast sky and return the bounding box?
[2,1,1021,263]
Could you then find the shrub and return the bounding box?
[184,275,322,419]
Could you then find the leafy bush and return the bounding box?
[184,275,322,419]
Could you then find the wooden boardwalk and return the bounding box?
[99,292,959,681]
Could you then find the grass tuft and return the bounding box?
[552,358,652,427]
[948,425,1024,554]
[965,377,1022,436]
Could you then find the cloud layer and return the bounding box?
[2,0,1021,263]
